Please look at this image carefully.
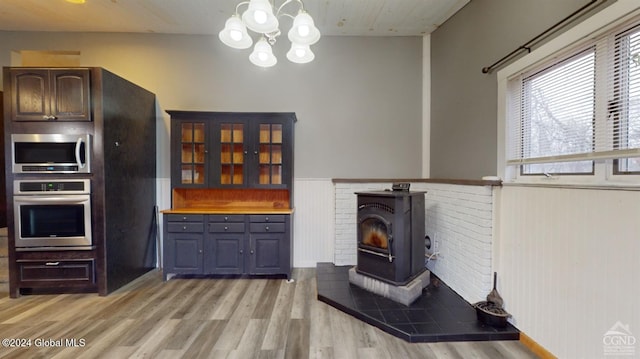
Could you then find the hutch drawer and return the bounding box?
[209,223,246,233]
[249,223,285,233]
[208,214,245,222]
[166,214,204,222]
[167,223,205,233]
[249,214,285,223]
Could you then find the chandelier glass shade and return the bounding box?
[250,37,278,67]
[219,0,320,67]
[286,42,314,64]
[218,15,253,49]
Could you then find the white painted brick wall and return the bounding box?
[333,182,390,265]
[333,181,496,303]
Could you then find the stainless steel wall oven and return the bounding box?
[13,179,92,250]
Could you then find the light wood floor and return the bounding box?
[0,269,539,359]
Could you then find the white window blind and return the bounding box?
[506,22,640,171]
[613,25,640,172]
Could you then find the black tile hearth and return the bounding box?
[316,263,520,343]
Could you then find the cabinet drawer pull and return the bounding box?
[265,226,270,231]
[183,226,187,230]
[224,226,229,231]
[265,217,270,222]
[45,262,60,266]
[224,216,228,221]
[182,216,188,221]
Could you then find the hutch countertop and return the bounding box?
[161,207,294,214]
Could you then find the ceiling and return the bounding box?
[0,0,469,37]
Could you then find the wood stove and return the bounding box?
[355,190,426,285]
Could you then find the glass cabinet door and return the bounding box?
[180,122,206,185]
[258,123,283,185]
[219,123,245,185]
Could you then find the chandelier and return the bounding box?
[218,0,321,67]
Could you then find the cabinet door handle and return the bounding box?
[250,250,254,254]
[240,249,243,254]
[45,262,60,266]
[254,151,258,155]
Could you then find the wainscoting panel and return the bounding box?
[292,179,335,267]
[498,186,640,359]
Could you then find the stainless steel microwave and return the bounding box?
[11,134,91,174]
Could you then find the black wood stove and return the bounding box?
[355,189,426,286]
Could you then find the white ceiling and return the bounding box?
[0,0,469,37]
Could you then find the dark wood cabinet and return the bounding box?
[3,67,156,297]
[13,250,97,291]
[17,259,96,287]
[10,68,91,122]
[0,92,5,228]
[163,111,295,280]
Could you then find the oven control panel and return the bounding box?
[14,179,91,194]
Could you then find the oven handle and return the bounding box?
[75,137,86,169]
[14,195,89,203]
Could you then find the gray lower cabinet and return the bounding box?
[163,213,291,280]
[163,215,205,279]
[205,215,245,275]
[248,215,289,275]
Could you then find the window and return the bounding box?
[519,48,596,175]
[504,16,640,182]
[613,26,640,174]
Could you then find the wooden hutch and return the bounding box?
[162,111,295,279]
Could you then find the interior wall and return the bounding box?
[0,31,423,180]
[433,1,636,358]
[429,0,598,179]
[498,186,640,358]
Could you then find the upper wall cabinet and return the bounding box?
[168,111,295,190]
[10,68,91,122]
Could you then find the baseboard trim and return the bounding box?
[520,332,557,359]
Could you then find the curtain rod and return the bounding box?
[481,0,605,74]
